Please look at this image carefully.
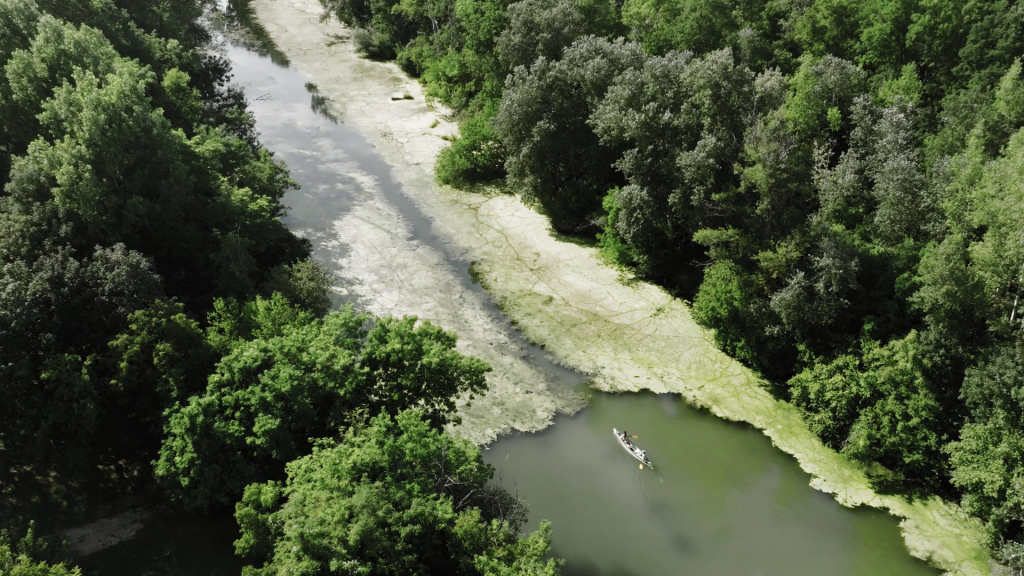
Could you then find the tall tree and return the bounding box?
[235,409,558,576]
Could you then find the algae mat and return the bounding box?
[248,0,991,572]
[221,26,586,446]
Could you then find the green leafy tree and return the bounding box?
[0,0,39,69]
[691,261,776,372]
[0,2,313,506]
[497,0,609,69]
[104,298,215,434]
[156,303,490,510]
[235,409,558,576]
[622,0,740,57]
[947,340,1024,565]
[0,14,118,153]
[791,332,945,484]
[0,524,82,576]
[788,353,868,446]
[957,128,1024,332]
[790,0,861,62]
[910,236,987,347]
[436,101,505,185]
[591,48,754,276]
[0,245,162,477]
[321,0,419,59]
[783,54,864,141]
[3,48,306,303]
[415,0,510,107]
[494,37,646,232]
[259,258,335,317]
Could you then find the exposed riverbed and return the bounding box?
[74,0,989,573]
[221,39,587,445]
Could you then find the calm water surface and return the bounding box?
[80,4,940,574]
[483,392,937,576]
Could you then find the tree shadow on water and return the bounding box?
[560,558,645,576]
[221,0,291,67]
[305,82,340,124]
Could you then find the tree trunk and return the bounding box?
[1010,261,1024,324]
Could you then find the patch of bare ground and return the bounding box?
[62,509,150,556]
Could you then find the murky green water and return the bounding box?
[77,4,941,574]
[484,392,938,575]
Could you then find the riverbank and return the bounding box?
[247,0,991,573]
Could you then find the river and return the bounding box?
[79,3,940,574]
[482,393,936,575]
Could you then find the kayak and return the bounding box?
[613,428,653,469]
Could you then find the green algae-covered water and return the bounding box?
[76,3,941,573]
[483,392,938,575]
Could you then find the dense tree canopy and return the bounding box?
[0,0,315,497]
[156,297,490,511]
[494,37,645,231]
[0,2,562,575]
[235,410,558,576]
[5,0,1024,569]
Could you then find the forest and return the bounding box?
[0,0,559,574]
[316,0,1024,568]
[3,0,1024,571]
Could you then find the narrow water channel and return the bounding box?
[81,4,941,573]
[221,41,582,389]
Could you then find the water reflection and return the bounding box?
[561,560,644,576]
[217,0,290,67]
[304,81,339,123]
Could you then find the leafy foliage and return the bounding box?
[156,299,490,511]
[494,37,645,232]
[7,0,1024,568]
[0,0,324,507]
[235,410,558,576]
[948,341,1024,556]
[0,525,81,576]
[436,101,505,186]
[0,4,565,574]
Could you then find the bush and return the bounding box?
[597,187,636,266]
[0,524,81,576]
[395,35,436,76]
[435,103,505,186]
[352,27,395,59]
[691,261,783,377]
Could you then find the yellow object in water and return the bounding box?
[639,464,643,469]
